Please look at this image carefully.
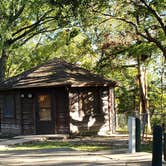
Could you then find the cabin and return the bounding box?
[0,58,116,136]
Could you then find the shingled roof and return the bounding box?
[0,58,116,90]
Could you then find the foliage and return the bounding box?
[107,0,166,58]
[78,0,166,119]
[0,0,106,80]
[6,27,98,77]
[0,0,165,127]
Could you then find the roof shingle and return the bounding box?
[0,58,116,90]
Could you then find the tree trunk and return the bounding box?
[137,56,151,136]
[0,49,8,82]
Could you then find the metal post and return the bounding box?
[152,125,162,166]
[164,133,166,161]
[135,117,141,152]
[128,116,136,153]
[163,123,166,161]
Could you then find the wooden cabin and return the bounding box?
[0,58,116,136]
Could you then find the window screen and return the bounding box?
[38,94,51,121]
[3,95,15,118]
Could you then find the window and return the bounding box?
[3,95,15,118]
[38,94,51,121]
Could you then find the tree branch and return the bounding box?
[19,28,57,46]
[107,16,148,39]
[12,9,54,37]
[144,29,165,53]
[8,4,25,24]
[6,9,56,46]
[12,20,41,37]
[101,14,166,56]
[140,0,166,35]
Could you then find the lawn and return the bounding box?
[8,140,152,152]
[0,135,153,153]
[140,141,152,153]
[9,140,110,152]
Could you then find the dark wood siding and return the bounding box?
[21,96,34,135]
[29,87,70,135]
[54,87,69,134]
[0,86,114,136]
[0,91,21,135]
[35,92,54,134]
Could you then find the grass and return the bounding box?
[116,127,153,153]
[140,141,152,153]
[9,141,110,152]
[13,141,153,152]
[0,133,153,153]
[116,127,128,134]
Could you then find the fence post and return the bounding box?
[152,125,162,166]
[128,116,136,153]
[135,117,141,152]
[164,132,166,161]
[162,123,166,162]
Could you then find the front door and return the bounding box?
[36,94,54,134]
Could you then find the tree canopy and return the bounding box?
[0,0,165,128]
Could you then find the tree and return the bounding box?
[97,0,166,59]
[6,27,97,77]
[0,1,54,81]
[0,0,109,81]
[1,0,165,131]
[55,0,166,131]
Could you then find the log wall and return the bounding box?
[0,92,21,135]
[109,88,116,133]
[21,96,34,135]
[54,88,69,134]
[0,86,115,136]
[69,86,114,135]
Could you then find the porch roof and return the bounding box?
[0,58,116,90]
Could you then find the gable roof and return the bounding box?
[0,58,116,90]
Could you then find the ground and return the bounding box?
[0,148,153,166]
[0,134,165,166]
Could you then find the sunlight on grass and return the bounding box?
[116,127,128,134]
[74,145,109,151]
[6,141,110,152]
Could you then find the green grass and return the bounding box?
[116,127,128,134]
[140,141,152,153]
[9,141,110,152]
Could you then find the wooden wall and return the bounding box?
[54,88,69,134]
[0,86,115,136]
[0,90,35,135]
[0,92,22,135]
[69,86,115,135]
[21,96,34,135]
